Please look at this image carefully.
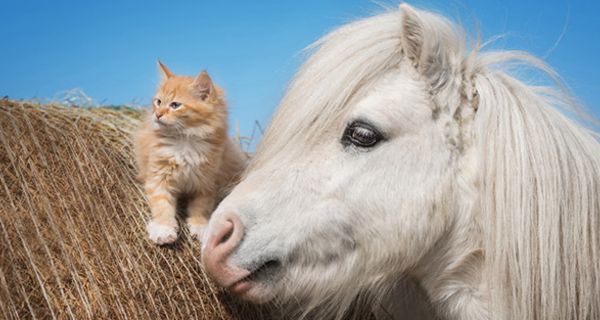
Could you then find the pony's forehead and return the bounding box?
[349,69,434,135]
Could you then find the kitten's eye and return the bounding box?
[170,102,182,109]
[154,99,161,106]
[341,121,384,149]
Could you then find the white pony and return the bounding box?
[202,4,600,319]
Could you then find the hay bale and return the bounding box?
[0,100,268,319]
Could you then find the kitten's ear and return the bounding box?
[191,71,214,101]
[157,60,174,79]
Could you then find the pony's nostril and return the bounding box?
[201,213,250,288]
[218,220,234,245]
[205,214,244,257]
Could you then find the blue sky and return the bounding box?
[1,0,599,138]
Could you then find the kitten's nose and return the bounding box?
[155,112,164,119]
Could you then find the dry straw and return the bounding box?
[0,100,268,319]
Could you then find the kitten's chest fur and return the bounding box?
[153,136,219,194]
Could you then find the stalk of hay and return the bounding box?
[0,100,268,319]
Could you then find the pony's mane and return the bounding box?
[475,59,600,319]
[253,5,600,319]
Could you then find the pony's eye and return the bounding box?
[170,102,182,109]
[155,99,161,106]
[342,121,384,148]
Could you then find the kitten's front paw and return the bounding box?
[147,220,178,245]
[188,223,206,241]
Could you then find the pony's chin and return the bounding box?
[229,280,276,303]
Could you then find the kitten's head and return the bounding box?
[150,61,225,134]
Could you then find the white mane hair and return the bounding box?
[251,4,600,319]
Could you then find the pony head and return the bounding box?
[202,4,600,319]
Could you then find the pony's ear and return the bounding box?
[400,4,426,68]
[191,71,214,101]
[400,4,458,90]
[157,60,174,79]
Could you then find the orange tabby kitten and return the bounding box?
[135,61,247,245]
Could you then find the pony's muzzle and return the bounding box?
[201,213,250,288]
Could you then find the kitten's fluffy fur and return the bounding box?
[134,61,247,245]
